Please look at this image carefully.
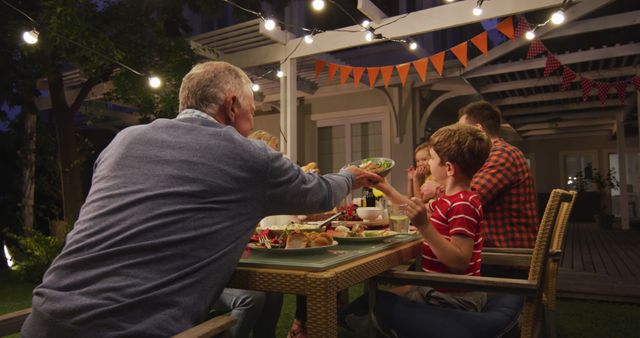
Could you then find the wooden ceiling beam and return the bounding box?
[502,100,624,116]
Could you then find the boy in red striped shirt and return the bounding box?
[375,123,491,312]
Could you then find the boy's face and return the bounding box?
[415,149,430,169]
[428,148,447,184]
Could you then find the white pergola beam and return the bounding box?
[357,0,387,22]
[216,0,569,68]
[467,43,640,79]
[524,130,611,140]
[478,66,639,94]
[502,100,624,116]
[493,86,635,106]
[521,125,614,137]
[464,0,612,75]
[516,118,616,131]
[507,109,622,124]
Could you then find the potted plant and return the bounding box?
[574,164,619,228]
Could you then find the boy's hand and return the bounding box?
[404,197,428,228]
[406,166,415,180]
[414,166,429,180]
[420,180,442,200]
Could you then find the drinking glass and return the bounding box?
[389,203,410,233]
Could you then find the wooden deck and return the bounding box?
[558,222,640,303]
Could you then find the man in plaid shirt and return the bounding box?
[458,101,538,249]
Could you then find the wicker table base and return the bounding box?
[229,238,421,338]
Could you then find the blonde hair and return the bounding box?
[178,61,252,115]
[249,130,279,150]
[430,124,491,179]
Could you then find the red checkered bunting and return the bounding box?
[543,54,561,77]
[515,16,531,38]
[595,82,611,105]
[615,81,628,104]
[526,39,546,59]
[580,77,594,102]
[632,76,640,91]
[560,66,576,91]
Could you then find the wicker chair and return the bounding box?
[483,189,577,337]
[0,307,237,338]
[366,188,575,338]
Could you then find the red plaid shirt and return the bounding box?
[471,138,538,248]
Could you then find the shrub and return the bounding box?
[8,229,64,283]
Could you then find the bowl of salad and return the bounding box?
[344,157,395,177]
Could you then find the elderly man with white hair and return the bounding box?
[22,61,382,337]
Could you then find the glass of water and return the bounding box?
[388,203,410,233]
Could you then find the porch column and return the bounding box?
[616,113,630,230]
[279,58,298,163]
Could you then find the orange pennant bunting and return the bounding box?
[412,58,429,83]
[328,63,338,81]
[314,60,326,78]
[470,31,488,55]
[396,63,411,86]
[339,65,352,85]
[495,16,515,40]
[430,51,445,77]
[353,67,365,88]
[450,41,468,67]
[380,66,394,88]
[367,67,380,88]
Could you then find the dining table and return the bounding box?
[227,233,422,338]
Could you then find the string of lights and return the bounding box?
[1,0,163,89]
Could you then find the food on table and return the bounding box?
[301,162,318,173]
[256,223,321,232]
[331,227,394,238]
[337,204,361,221]
[308,232,333,247]
[286,231,309,249]
[357,158,393,174]
[332,225,350,238]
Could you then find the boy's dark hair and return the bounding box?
[430,124,491,179]
[458,101,502,137]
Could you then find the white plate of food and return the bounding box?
[248,240,338,254]
[256,223,322,235]
[343,157,395,177]
[332,229,399,243]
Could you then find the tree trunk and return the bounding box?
[48,67,85,225]
[20,98,37,231]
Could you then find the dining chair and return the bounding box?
[0,307,237,338]
[366,188,575,338]
[482,189,577,338]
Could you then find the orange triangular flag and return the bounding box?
[396,63,411,87]
[380,66,394,88]
[430,51,445,77]
[412,58,429,82]
[353,67,365,88]
[328,63,338,81]
[367,67,380,88]
[314,60,326,78]
[450,41,468,67]
[470,31,488,55]
[495,16,515,40]
[339,65,352,85]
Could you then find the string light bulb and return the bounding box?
[148,76,162,89]
[365,31,374,42]
[311,0,325,11]
[304,34,314,44]
[276,70,284,78]
[361,20,370,28]
[251,83,260,92]
[263,18,276,31]
[472,6,482,16]
[22,29,39,44]
[525,30,536,40]
[409,41,418,50]
[551,9,565,25]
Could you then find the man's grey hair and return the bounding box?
[178,61,252,115]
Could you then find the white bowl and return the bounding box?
[356,207,382,222]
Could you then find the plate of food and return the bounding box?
[248,231,337,254]
[344,157,395,177]
[256,223,322,235]
[331,226,399,243]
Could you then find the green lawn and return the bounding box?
[2,270,640,338]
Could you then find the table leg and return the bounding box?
[306,275,338,338]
